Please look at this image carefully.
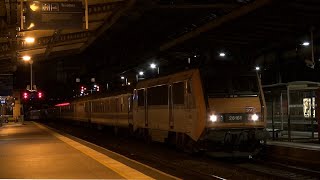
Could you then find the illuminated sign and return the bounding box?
[303,98,311,118]
[303,97,316,118]
[25,1,83,30]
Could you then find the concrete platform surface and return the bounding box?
[0,122,179,179]
[267,141,320,168]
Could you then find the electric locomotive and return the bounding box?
[55,67,269,154]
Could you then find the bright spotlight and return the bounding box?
[150,63,156,69]
[30,3,39,11]
[25,37,35,43]
[139,71,144,76]
[219,52,226,57]
[255,66,260,71]
[27,23,35,30]
[302,42,310,46]
[22,55,31,61]
[120,76,125,80]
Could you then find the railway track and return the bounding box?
[236,162,319,180]
[43,121,320,180]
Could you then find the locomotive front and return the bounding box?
[201,66,269,152]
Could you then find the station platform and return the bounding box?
[267,140,320,169]
[0,122,179,179]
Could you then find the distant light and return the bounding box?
[94,84,97,87]
[23,92,28,99]
[255,66,260,71]
[22,55,31,61]
[128,82,131,85]
[150,63,156,69]
[139,71,144,76]
[55,102,70,107]
[25,37,35,43]
[27,23,35,29]
[121,76,125,80]
[30,3,39,11]
[219,52,226,57]
[194,55,197,58]
[302,42,310,46]
[38,92,42,98]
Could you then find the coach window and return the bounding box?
[106,100,109,112]
[92,102,95,113]
[120,97,124,112]
[148,85,168,105]
[138,89,145,106]
[173,82,184,104]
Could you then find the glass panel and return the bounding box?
[147,85,168,105]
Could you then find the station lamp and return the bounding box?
[150,63,160,74]
[25,37,35,43]
[150,63,157,69]
[22,55,31,61]
[27,23,35,30]
[29,2,40,11]
[302,41,310,46]
[219,52,226,57]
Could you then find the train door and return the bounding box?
[134,89,147,129]
[172,82,187,131]
[147,85,169,130]
[128,94,133,126]
[169,85,173,129]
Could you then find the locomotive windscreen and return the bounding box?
[201,65,259,97]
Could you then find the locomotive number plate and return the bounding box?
[228,115,242,121]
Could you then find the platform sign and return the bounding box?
[25,0,83,30]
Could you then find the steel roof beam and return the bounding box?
[155,3,238,10]
[44,29,62,58]
[160,0,272,52]
[80,0,136,52]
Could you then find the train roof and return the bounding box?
[136,68,199,89]
[70,89,132,103]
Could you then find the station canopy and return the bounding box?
[0,0,320,87]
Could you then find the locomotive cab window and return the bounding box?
[203,67,259,97]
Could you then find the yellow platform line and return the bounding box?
[34,122,154,180]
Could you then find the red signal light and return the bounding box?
[38,92,42,98]
[23,92,28,99]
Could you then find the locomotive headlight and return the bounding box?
[251,114,259,121]
[209,114,218,122]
